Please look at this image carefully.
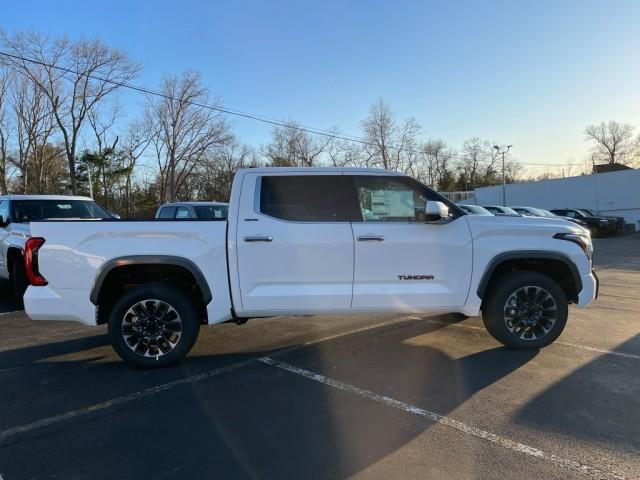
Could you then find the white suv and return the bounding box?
[0,195,111,305]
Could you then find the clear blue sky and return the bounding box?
[3,0,640,172]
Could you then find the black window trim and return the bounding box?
[253,172,464,224]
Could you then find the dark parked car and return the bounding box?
[579,209,625,232]
[550,208,615,236]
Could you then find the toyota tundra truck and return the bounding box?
[23,168,598,367]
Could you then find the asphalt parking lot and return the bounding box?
[0,235,638,480]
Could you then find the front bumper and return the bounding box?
[577,269,599,307]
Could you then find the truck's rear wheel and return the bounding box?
[11,259,28,308]
[482,271,568,349]
[108,283,200,368]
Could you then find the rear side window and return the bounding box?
[157,206,176,218]
[175,206,192,219]
[259,175,355,222]
[193,205,228,219]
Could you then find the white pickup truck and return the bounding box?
[24,168,598,367]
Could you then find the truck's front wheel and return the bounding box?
[482,271,568,350]
[108,283,200,368]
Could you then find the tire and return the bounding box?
[11,258,28,309]
[108,283,200,368]
[482,271,568,350]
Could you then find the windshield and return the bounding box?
[193,205,229,219]
[577,209,595,217]
[539,209,556,217]
[462,205,493,215]
[518,207,545,216]
[12,200,111,222]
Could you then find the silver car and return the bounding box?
[155,201,229,220]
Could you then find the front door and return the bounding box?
[349,175,472,310]
[236,173,356,313]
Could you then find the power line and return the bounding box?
[0,50,580,168]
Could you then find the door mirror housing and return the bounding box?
[110,212,121,219]
[0,215,8,227]
[425,201,450,223]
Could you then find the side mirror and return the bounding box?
[425,201,450,223]
[111,212,121,219]
[0,215,8,227]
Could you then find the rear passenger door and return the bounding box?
[235,173,356,313]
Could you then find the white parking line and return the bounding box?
[0,359,256,444]
[417,318,640,361]
[259,357,627,480]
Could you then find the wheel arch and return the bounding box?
[90,255,212,305]
[477,250,582,304]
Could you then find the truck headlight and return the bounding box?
[554,232,593,260]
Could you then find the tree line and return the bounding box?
[0,30,638,217]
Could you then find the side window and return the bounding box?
[259,175,354,222]
[0,200,9,225]
[564,211,577,218]
[157,206,177,218]
[353,176,431,222]
[175,206,192,219]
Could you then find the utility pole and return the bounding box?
[493,145,513,206]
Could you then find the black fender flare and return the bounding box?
[90,255,212,305]
[476,250,582,298]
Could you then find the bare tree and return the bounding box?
[361,99,421,173]
[9,71,58,192]
[146,71,232,202]
[0,68,10,193]
[459,137,487,188]
[264,122,333,167]
[420,139,454,189]
[120,120,151,215]
[584,121,637,165]
[1,31,140,193]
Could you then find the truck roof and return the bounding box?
[160,201,228,206]
[0,194,95,201]
[236,167,404,176]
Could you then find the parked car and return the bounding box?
[550,208,615,236]
[459,204,493,216]
[155,201,229,220]
[537,208,588,228]
[23,168,598,367]
[512,206,588,228]
[482,205,520,216]
[579,209,625,232]
[0,195,112,305]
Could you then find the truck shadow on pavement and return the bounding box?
[515,333,640,454]
[0,316,541,479]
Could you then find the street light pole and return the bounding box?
[493,144,513,206]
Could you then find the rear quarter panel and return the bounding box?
[29,220,232,324]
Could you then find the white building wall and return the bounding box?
[473,169,640,230]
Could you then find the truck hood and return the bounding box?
[464,213,590,237]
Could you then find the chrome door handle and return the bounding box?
[244,235,273,242]
[357,235,384,242]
